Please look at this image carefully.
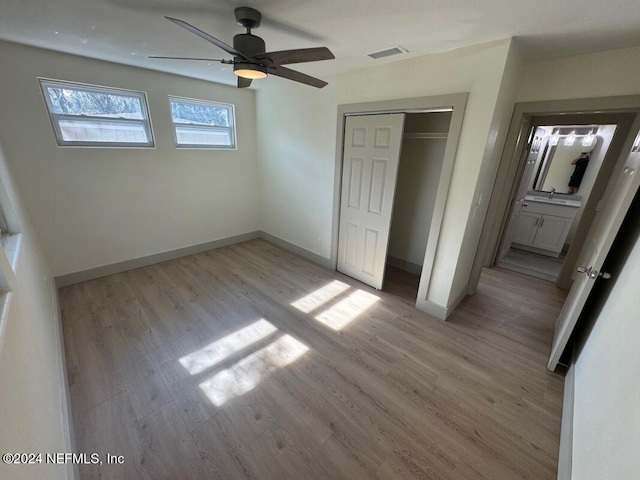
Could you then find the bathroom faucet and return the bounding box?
[549,187,556,199]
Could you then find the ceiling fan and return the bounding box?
[151,7,335,88]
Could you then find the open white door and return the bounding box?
[548,136,640,370]
[496,126,546,263]
[337,113,405,289]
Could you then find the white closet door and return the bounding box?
[337,113,405,289]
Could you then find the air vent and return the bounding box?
[367,46,408,60]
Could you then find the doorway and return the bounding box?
[495,120,623,284]
[331,94,467,314]
[385,112,451,300]
[471,96,640,371]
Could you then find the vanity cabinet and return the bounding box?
[512,211,543,246]
[512,200,578,257]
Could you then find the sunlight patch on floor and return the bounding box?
[315,289,380,330]
[179,318,277,375]
[291,280,350,313]
[199,334,309,406]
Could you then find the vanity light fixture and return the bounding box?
[564,130,576,146]
[582,129,596,147]
[549,130,560,146]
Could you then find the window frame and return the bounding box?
[0,206,9,249]
[168,96,236,150]
[38,78,155,148]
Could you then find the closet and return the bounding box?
[386,112,451,292]
[336,110,452,296]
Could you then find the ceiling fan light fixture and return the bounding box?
[233,63,267,79]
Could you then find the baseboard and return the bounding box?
[386,255,422,275]
[446,286,468,317]
[259,231,333,269]
[50,278,78,480]
[54,230,336,288]
[415,285,468,320]
[55,231,261,287]
[415,299,448,320]
[557,363,575,480]
[511,243,562,258]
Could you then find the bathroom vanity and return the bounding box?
[511,194,581,257]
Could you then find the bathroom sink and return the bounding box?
[524,195,581,208]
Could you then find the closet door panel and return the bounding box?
[337,114,405,289]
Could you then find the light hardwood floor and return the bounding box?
[60,239,567,479]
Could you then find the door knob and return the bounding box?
[577,266,612,280]
[577,265,598,279]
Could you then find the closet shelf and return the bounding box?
[403,132,448,139]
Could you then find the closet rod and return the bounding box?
[403,132,448,139]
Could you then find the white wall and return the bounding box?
[388,113,450,267]
[448,39,524,305]
[571,229,640,480]
[257,39,517,309]
[0,41,260,277]
[0,146,70,480]
[518,44,640,102]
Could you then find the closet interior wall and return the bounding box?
[387,112,452,276]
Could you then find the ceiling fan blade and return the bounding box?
[237,77,252,88]
[165,16,251,61]
[266,65,328,88]
[254,47,335,66]
[149,56,226,62]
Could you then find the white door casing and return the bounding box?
[337,113,406,289]
[548,139,640,370]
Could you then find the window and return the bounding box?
[169,97,235,149]
[39,79,154,147]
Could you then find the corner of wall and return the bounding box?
[0,144,73,480]
[446,37,525,306]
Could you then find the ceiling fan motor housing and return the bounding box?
[233,33,267,77]
[233,33,266,57]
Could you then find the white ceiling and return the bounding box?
[3,0,640,88]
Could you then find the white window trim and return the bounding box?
[0,208,8,248]
[169,96,236,150]
[39,78,155,148]
[0,192,18,355]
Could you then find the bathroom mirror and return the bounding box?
[532,128,597,194]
